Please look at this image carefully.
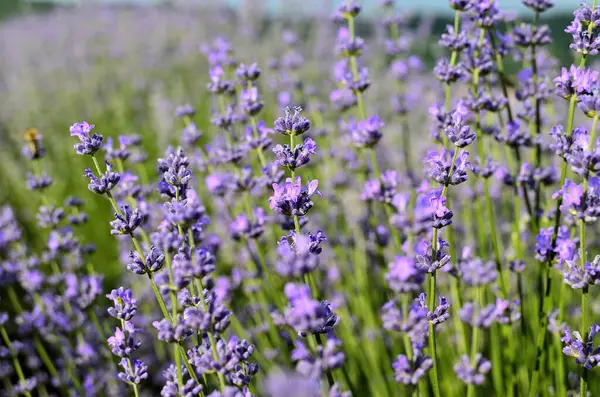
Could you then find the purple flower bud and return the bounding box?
[240,87,264,116]
[522,0,553,13]
[106,287,138,321]
[454,353,492,385]
[284,283,337,337]
[348,115,384,148]
[109,205,143,235]
[84,161,120,195]
[386,255,426,294]
[269,177,321,217]
[236,63,261,82]
[70,122,103,155]
[107,321,141,357]
[392,346,433,385]
[561,324,600,369]
[272,137,317,171]
[274,106,311,136]
[175,104,196,119]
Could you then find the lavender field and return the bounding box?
[1,0,599,396]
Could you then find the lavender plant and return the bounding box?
[1,0,600,396]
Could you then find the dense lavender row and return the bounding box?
[1,0,600,396]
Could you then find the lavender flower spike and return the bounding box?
[70,121,103,155]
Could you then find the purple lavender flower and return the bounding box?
[182,123,202,147]
[230,208,265,240]
[26,171,53,191]
[566,6,600,56]
[495,120,532,148]
[164,199,206,229]
[426,149,472,186]
[494,297,521,324]
[128,245,165,274]
[449,0,471,11]
[158,147,192,188]
[272,138,317,170]
[330,88,357,111]
[554,65,598,99]
[561,324,600,369]
[243,121,272,151]
[107,321,141,357]
[70,122,103,155]
[454,353,492,385]
[522,0,554,13]
[153,317,192,343]
[264,372,320,397]
[292,337,344,378]
[103,136,132,162]
[335,27,365,56]
[207,66,233,94]
[118,358,148,385]
[557,126,600,175]
[460,302,496,328]
[274,106,311,136]
[512,23,552,47]
[392,344,433,385]
[336,1,361,19]
[444,104,475,147]
[276,232,324,277]
[84,161,120,194]
[37,205,65,229]
[434,58,466,83]
[175,104,196,119]
[439,25,468,52]
[240,87,264,116]
[362,170,398,203]
[415,237,451,273]
[417,293,451,325]
[284,283,337,337]
[109,205,143,235]
[348,115,384,148]
[381,300,429,344]
[459,255,497,286]
[269,177,321,217]
[554,178,600,223]
[236,63,261,82]
[106,287,137,321]
[427,188,453,229]
[386,255,426,294]
[206,172,234,197]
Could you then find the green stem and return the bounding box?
[466,288,482,397]
[445,10,462,111]
[179,344,205,397]
[427,272,441,397]
[91,154,121,214]
[528,92,582,397]
[578,115,598,395]
[0,326,32,397]
[473,94,508,299]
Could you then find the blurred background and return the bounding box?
[0,0,579,284]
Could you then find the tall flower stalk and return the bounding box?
[530,2,600,395]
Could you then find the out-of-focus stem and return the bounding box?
[530,11,543,229]
[0,326,33,397]
[445,10,462,111]
[472,72,508,299]
[466,287,482,397]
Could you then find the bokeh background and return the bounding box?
[0,0,578,286]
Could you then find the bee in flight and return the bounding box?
[24,128,45,159]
